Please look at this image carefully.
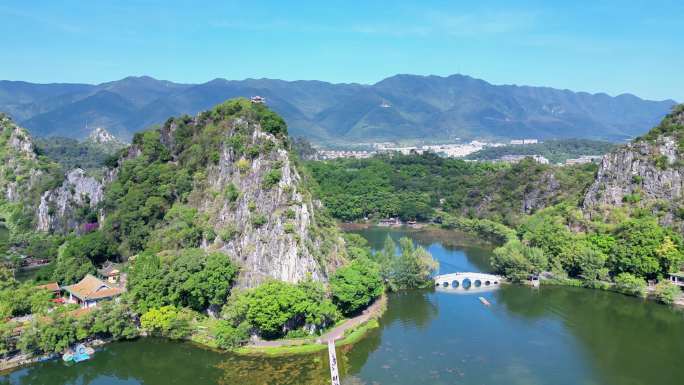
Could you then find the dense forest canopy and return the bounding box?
[308,153,597,225]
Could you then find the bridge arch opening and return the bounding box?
[485,280,491,286]
[474,280,482,287]
[442,281,449,287]
[451,280,459,288]
[462,278,472,289]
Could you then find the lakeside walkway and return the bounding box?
[249,294,386,348]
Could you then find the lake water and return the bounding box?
[3,227,684,385]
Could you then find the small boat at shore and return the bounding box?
[62,344,94,363]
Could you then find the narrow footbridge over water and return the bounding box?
[434,272,503,291]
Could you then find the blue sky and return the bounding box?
[1,0,682,101]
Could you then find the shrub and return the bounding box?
[622,193,641,204]
[236,158,250,174]
[252,214,267,228]
[246,146,260,159]
[229,135,246,155]
[654,281,682,305]
[655,155,669,170]
[613,273,647,298]
[225,183,240,203]
[257,108,288,137]
[284,208,296,219]
[213,320,249,349]
[262,169,282,189]
[220,225,238,242]
[283,222,295,234]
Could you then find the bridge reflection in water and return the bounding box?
[433,272,503,293]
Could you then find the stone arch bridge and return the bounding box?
[434,272,503,291]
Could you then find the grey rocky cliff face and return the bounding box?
[583,136,683,215]
[522,172,561,214]
[186,119,344,288]
[36,168,104,233]
[0,115,44,203]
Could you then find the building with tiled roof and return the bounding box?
[97,261,123,284]
[36,282,60,294]
[63,274,123,308]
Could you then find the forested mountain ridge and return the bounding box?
[0,74,675,143]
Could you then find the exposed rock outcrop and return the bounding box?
[108,100,346,288]
[196,124,340,287]
[522,171,562,214]
[88,127,119,145]
[36,168,104,233]
[0,114,61,207]
[583,105,684,226]
[583,137,682,209]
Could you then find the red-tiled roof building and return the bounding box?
[63,274,123,308]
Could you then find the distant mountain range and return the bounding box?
[0,74,677,143]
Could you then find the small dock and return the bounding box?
[328,340,340,385]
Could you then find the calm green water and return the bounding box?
[3,227,684,385]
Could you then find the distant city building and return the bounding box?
[318,140,507,160]
[564,155,603,165]
[318,150,374,160]
[380,101,392,108]
[510,139,539,145]
[498,154,549,164]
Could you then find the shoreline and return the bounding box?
[235,293,388,356]
[0,295,388,372]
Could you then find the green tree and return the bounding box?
[342,233,372,260]
[213,320,249,349]
[385,237,439,290]
[330,258,383,316]
[51,245,96,285]
[610,218,684,279]
[147,203,203,252]
[140,306,193,339]
[654,281,682,305]
[613,272,648,298]
[61,231,118,265]
[492,240,547,282]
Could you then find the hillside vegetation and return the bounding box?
[308,153,597,226]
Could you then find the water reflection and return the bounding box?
[497,285,684,385]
